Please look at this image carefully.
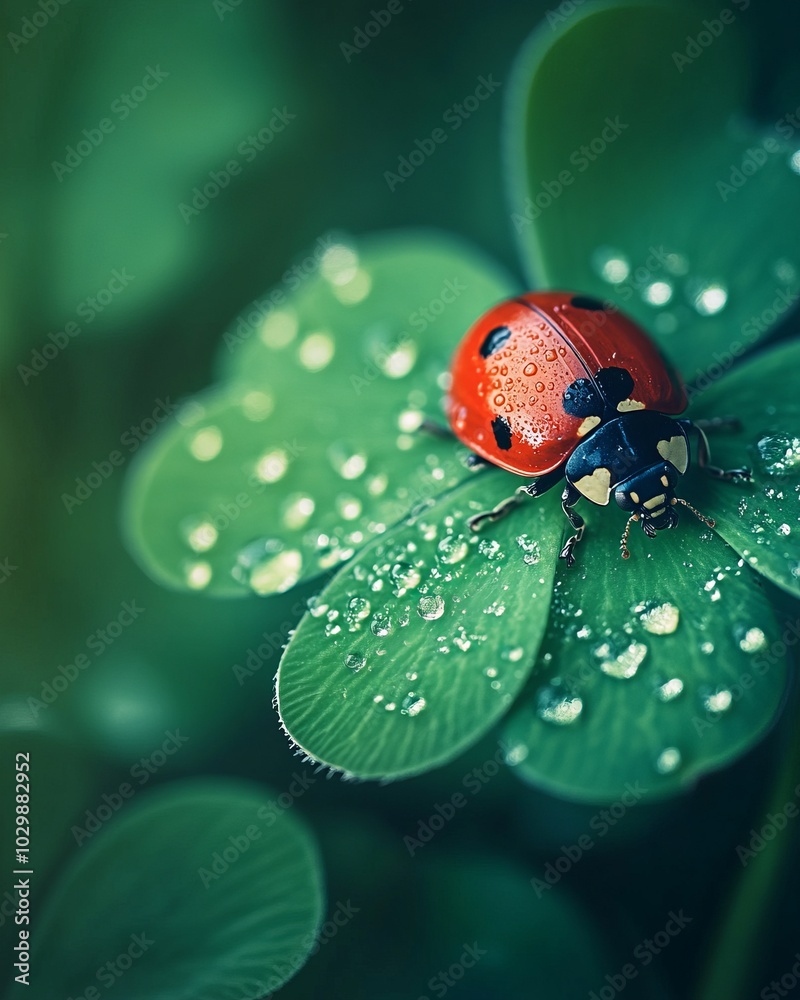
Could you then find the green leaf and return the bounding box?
[689,339,800,597]
[122,232,515,596]
[502,513,788,801]
[506,2,800,377]
[277,470,562,779]
[16,781,324,1000]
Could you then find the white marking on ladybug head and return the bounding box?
[577,415,601,437]
[657,435,688,473]
[644,494,667,509]
[660,475,669,487]
[574,467,612,505]
[617,398,645,412]
[629,491,640,504]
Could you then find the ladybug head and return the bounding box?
[614,462,681,535]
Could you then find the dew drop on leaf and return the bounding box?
[639,602,680,635]
[655,678,684,702]
[344,652,366,672]
[655,747,682,774]
[437,534,469,565]
[370,612,393,637]
[737,626,768,654]
[417,594,445,620]
[701,688,733,714]
[593,637,648,679]
[401,693,427,716]
[535,681,583,726]
[755,434,800,476]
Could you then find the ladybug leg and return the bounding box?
[519,467,564,498]
[559,484,585,568]
[682,420,751,483]
[418,417,455,439]
[466,493,524,531]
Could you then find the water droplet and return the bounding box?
[241,390,274,421]
[189,426,223,461]
[790,149,800,175]
[185,560,212,589]
[325,622,341,636]
[501,646,525,662]
[334,268,372,304]
[700,641,714,655]
[437,534,469,565]
[336,494,362,521]
[249,549,303,595]
[298,331,335,372]
[327,444,367,480]
[401,693,427,716]
[738,626,767,654]
[655,747,682,774]
[307,597,329,618]
[594,638,648,679]
[344,652,365,671]
[379,341,417,378]
[391,563,421,591]
[182,518,218,553]
[370,612,392,637]
[282,494,315,530]
[320,243,359,284]
[639,602,680,635]
[259,310,298,348]
[255,447,289,484]
[702,688,733,714]
[397,408,423,433]
[384,701,397,712]
[417,594,445,620]
[756,434,800,476]
[516,534,540,565]
[642,280,673,306]
[345,596,371,629]
[656,678,684,702]
[536,682,583,725]
[591,246,631,284]
[689,280,728,316]
[478,538,502,560]
[523,362,538,377]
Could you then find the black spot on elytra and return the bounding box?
[491,415,512,450]
[479,325,511,358]
[571,295,606,311]
[595,366,634,406]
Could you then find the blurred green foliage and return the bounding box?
[3,0,800,998]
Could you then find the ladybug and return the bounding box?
[445,292,750,565]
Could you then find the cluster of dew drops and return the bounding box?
[301,510,549,722]
[167,239,471,596]
[513,550,771,780]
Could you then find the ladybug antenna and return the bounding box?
[619,513,638,560]
[672,497,716,529]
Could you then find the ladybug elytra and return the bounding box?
[444,292,750,565]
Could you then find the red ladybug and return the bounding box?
[446,292,750,564]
